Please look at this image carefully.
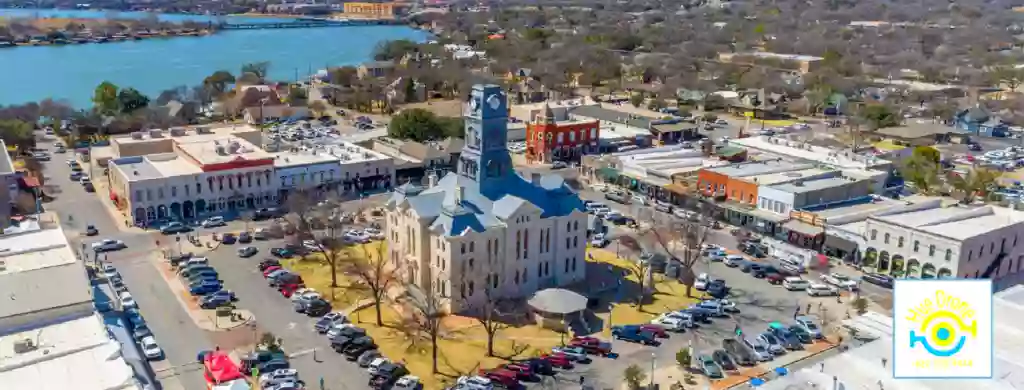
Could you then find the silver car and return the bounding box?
[742,337,774,361]
[757,332,786,355]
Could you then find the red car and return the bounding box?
[569,337,612,355]
[479,368,519,388]
[540,353,573,369]
[765,273,786,284]
[278,282,305,297]
[637,324,668,338]
[501,363,535,380]
[262,266,282,277]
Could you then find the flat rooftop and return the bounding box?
[175,136,272,166]
[872,204,1024,240]
[770,176,859,194]
[707,160,813,177]
[813,197,905,218]
[0,261,92,320]
[759,286,1024,390]
[0,316,136,390]
[740,167,834,185]
[112,124,260,145]
[728,136,891,170]
[0,227,77,275]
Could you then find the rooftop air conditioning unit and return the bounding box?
[13,339,37,353]
[149,129,163,138]
[0,259,6,271]
[130,132,144,140]
[170,128,186,137]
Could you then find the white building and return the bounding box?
[860,203,1024,282]
[0,222,139,390]
[727,136,892,193]
[385,84,588,313]
[272,141,396,197]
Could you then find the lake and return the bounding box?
[0,9,429,107]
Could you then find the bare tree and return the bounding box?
[403,278,445,374]
[464,256,510,357]
[240,211,254,232]
[285,191,351,288]
[648,202,714,298]
[614,234,654,312]
[348,241,399,326]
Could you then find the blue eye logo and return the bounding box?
[909,309,977,357]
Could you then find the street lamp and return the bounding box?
[649,352,656,390]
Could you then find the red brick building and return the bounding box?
[526,104,600,163]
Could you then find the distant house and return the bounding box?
[954,107,1009,137]
[357,61,395,79]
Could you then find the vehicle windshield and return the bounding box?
[805,323,819,330]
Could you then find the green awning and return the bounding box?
[598,167,619,180]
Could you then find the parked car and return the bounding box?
[239,232,253,243]
[271,247,294,258]
[119,292,138,309]
[202,217,226,228]
[141,336,163,360]
[723,255,745,267]
[237,246,259,258]
[821,273,858,290]
[768,323,803,350]
[539,353,574,369]
[651,313,691,331]
[455,376,494,390]
[860,273,894,288]
[782,277,810,291]
[698,355,724,378]
[712,349,737,371]
[722,338,757,366]
[611,326,659,345]
[567,336,613,355]
[344,337,378,360]
[357,350,382,367]
[189,280,222,295]
[742,337,774,361]
[615,324,668,338]
[550,346,591,362]
[757,332,786,355]
[221,233,237,244]
[787,324,814,344]
[795,316,823,339]
[478,369,519,388]
[693,301,727,317]
[259,259,281,271]
[807,283,840,297]
[295,298,331,317]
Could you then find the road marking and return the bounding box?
[289,348,317,358]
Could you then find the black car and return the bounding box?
[305,299,331,317]
[254,208,283,220]
[331,336,357,353]
[517,357,555,375]
[259,359,290,373]
[258,259,281,271]
[861,273,894,288]
[343,337,377,360]
[712,349,737,371]
[787,325,814,344]
[753,265,778,278]
[369,363,409,388]
[706,281,730,299]
[680,309,712,323]
[722,338,757,366]
[169,253,194,267]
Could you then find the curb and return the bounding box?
[723,341,839,389]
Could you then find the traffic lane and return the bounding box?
[42,156,119,236]
[203,238,366,390]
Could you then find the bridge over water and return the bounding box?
[217,18,401,30]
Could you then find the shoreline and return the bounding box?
[226,12,302,19]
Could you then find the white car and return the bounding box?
[782,277,810,291]
[343,231,370,244]
[102,264,118,279]
[652,313,692,330]
[363,228,384,240]
[291,290,322,303]
[119,292,137,309]
[393,376,421,390]
[260,369,300,387]
[821,273,858,290]
[92,239,126,252]
[202,217,226,228]
[723,255,745,267]
[79,175,91,184]
[455,376,493,390]
[367,357,392,375]
[807,283,840,297]
[694,273,711,290]
[140,336,163,359]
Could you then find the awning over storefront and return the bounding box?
[783,220,824,236]
[824,234,858,252]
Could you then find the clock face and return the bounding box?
[487,94,501,110]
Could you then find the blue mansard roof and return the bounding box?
[387,171,584,236]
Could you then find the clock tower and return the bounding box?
[459,84,513,194]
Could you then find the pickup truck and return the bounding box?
[611,327,660,345]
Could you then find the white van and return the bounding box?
[782,277,810,291]
[724,255,745,267]
[186,257,209,267]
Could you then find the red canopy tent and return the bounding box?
[203,351,243,386]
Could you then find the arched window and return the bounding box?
[884,233,890,244]
[929,245,936,256]
[573,221,579,231]
[898,237,905,248]
[566,221,571,232]
[914,241,920,252]
[469,242,475,252]
[945,249,952,261]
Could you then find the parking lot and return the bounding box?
[263,113,387,151]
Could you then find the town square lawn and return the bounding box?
[587,247,699,329]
